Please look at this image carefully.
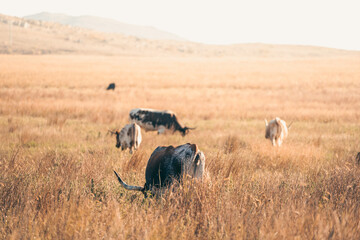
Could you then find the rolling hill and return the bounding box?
[1,13,359,58]
[24,12,185,41]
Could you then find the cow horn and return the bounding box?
[108,129,117,135]
[264,119,268,126]
[114,171,144,192]
[186,127,196,130]
[287,121,293,130]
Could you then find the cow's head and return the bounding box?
[115,130,121,148]
[190,150,206,179]
[176,143,205,179]
[180,127,196,137]
[108,129,121,148]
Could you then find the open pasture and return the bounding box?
[1,55,360,239]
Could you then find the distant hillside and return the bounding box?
[24,12,185,41]
[1,13,359,58]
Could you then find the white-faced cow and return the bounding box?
[264,117,292,147]
[109,123,142,154]
[129,108,195,136]
[114,143,205,197]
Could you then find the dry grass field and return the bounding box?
[1,54,360,239]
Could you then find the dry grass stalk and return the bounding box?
[0,55,359,239]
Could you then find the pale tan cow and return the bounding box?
[265,117,292,146]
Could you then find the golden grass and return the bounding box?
[1,55,360,239]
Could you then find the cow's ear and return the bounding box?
[190,144,198,153]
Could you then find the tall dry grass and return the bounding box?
[0,55,359,239]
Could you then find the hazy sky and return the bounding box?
[2,0,360,50]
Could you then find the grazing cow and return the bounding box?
[129,108,195,136]
[109,123,142,154]
[356,152,360,164]
[106,83,115,90]
[114,143,205,197]
[264,117,292,146]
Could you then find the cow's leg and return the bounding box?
[277,139,282,147]
[271,137,276,146]
[129,147,133,154]
[157,126,166,135]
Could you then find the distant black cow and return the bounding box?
[356,152,360,164]
[129,108,195,136]
[106,83,115,90]
[114,143,205,197]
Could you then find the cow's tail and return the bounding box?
[131,123,136,147]
[287,121,293,130]
[114,171,144,192]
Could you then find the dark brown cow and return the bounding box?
[129,108,195,136]
[356,152,360,164]
[114,143,205,196]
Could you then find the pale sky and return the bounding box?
[2,0,360,50]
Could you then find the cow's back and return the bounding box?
[130,108,177,127]
[144,146,182,190]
